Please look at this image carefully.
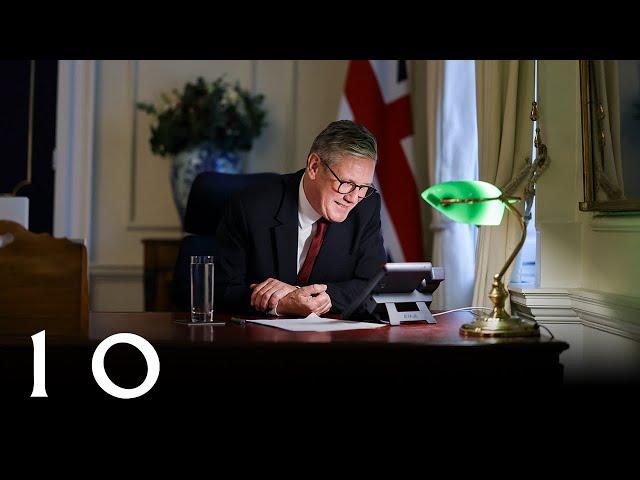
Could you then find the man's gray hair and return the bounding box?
[309,120,377,165]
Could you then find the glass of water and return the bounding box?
[190,255,214,322]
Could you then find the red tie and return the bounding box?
[297,218,329,285]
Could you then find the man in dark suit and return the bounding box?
[215,120,386,316]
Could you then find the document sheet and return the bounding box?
[243,313,386,332]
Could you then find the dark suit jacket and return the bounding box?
[215,168,386,314]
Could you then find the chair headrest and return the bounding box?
[183,171,280,235]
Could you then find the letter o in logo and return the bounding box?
[92,333,160,399]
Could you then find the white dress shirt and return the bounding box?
[267,174,322,315]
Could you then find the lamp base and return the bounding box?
[460,314,540,338]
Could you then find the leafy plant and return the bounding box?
[137,76,267,157]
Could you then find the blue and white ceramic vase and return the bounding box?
[170,142,242,227]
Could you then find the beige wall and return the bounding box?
[537,60,640,296]
[524,60,640,381]
[90,60,432,311]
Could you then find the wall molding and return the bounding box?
[591,214,640,232]
[510,286,640,341]
[90,264,143,280]
[128,60,139,223]
[570,289,640,339]
[289,60,298,173]
[126,222,183,233]
[126,59,181,230]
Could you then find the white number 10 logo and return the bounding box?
[31,330,160,399]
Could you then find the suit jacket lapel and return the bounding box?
[273,169,304,285]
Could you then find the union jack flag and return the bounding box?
[338,60,424,261]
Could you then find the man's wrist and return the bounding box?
[267,286,300,316]
[269,297,285,316]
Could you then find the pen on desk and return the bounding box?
[230,317,247,325]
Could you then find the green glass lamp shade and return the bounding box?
[421,180,507,225]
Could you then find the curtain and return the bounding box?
[591,60,624,200]
[423,60,444,308]
[472,60,534,311]
[427,60,478,310]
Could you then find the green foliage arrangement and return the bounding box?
[136,76,267,157]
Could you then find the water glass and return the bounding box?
[190,255,214,322]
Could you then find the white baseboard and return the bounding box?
[510,286,640,383]
[509,287,580,324]
[510,286,640,341]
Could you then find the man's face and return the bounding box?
[304,152,376,223]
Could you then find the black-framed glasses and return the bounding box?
[320,158,377,199]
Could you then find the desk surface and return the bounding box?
[87,311,567,352]
[0,311,570,398]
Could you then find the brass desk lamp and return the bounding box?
[422,180,540,337]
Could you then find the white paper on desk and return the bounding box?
[245,313,386,332]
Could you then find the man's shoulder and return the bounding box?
[233,175,282,200]
[230,169,301,207]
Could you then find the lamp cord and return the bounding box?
[368,307,493,325]
[374,306,555,339]
[432,306,492,317]
[538,324,555,339]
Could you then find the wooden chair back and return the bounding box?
[0,220,89,336]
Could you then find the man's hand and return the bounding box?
[276,284,332,316]
[250,278,298,312]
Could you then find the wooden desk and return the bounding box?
[0,311,569,399]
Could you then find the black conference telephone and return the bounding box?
[342,262,445,325]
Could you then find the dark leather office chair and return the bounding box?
[172,171,280,311]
